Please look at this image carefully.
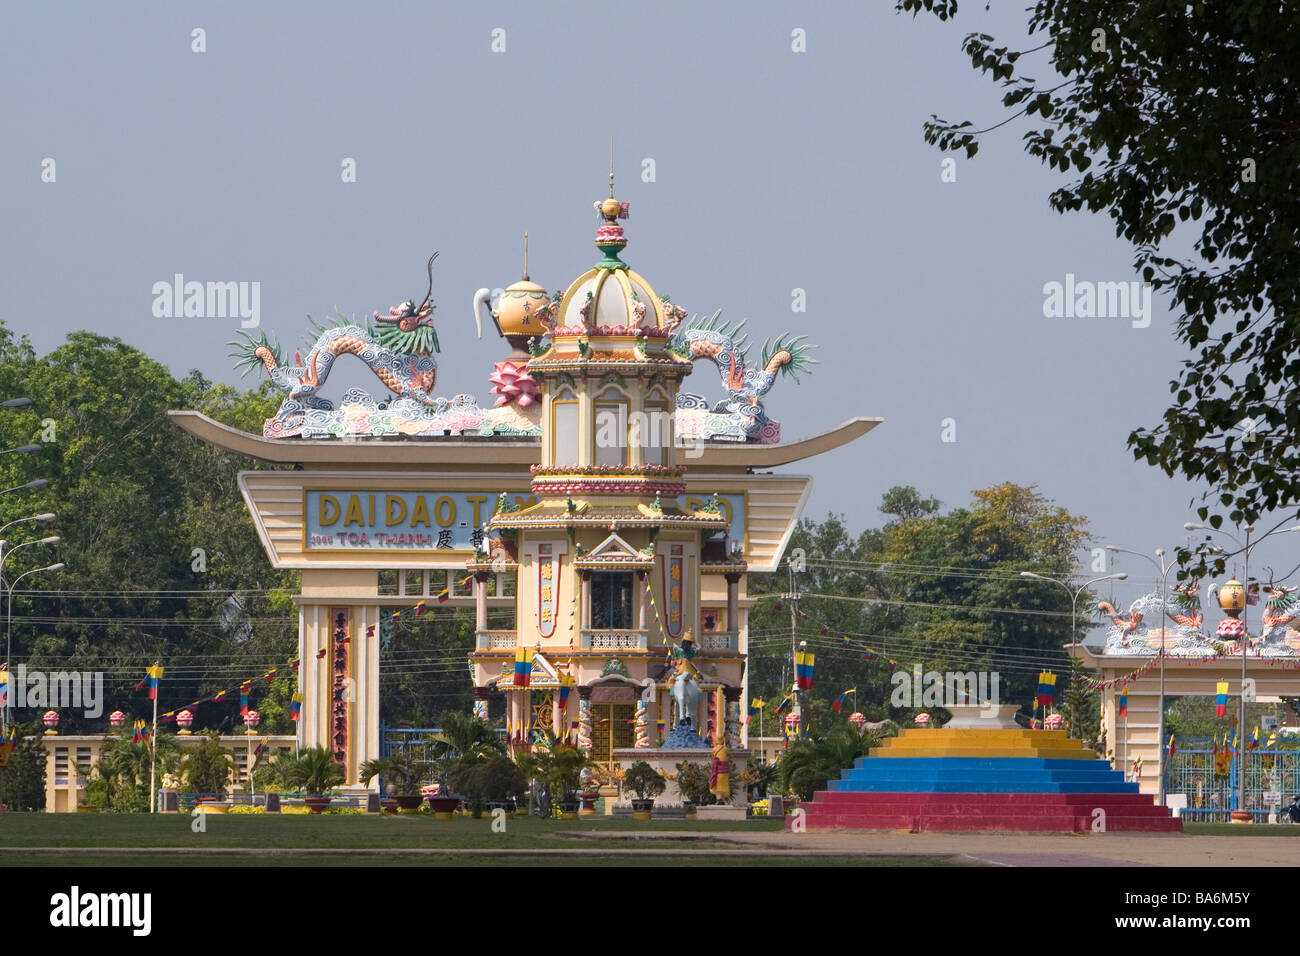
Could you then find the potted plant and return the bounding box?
[624,760,666,819]
[578,766,600,816]
[283,745,344,813]
[675,761,712,818]
[427,710,507,817]
[468,754,528,816]
[543,743,588,818]
[360,748,434,812]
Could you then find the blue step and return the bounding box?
[850,757,1112,772]
[831,780,1140,794]
[827,755,1135,794]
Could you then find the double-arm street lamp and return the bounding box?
[1105,546,1175,805]
[1019,571,1127,738]
[1184,521,1300,814]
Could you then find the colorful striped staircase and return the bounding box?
[791,728,1181,832]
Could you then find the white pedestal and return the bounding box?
[695,804,746,821]
[942,704,1022,729]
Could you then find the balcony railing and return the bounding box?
[475,629,517,650]
[698,631,739,652]
[581,629,647,651]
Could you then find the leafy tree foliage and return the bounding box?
[899,0,1300,571]
[0,721,47,810]
[749,484,1091,724]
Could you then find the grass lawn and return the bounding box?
[0,813,781,850]
[0,814,971,866]
[1182,823,1300,836]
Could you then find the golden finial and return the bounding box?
[609,137,615,198]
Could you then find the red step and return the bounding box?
[806,803,1174,818]
[791,789,1182,832]
[816,791,1160,807]
[793,812,1182,832]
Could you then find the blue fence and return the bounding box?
[1165,735,1300,814]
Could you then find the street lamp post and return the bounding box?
[0,532,63,734]
[1184,521,1300,816]
[0,479,48,497]
[2,562,64,734]
[1019,571,1127,739]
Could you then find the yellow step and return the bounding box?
[894,733,1066,749]
[868,747,1099,760]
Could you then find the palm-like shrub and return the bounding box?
[359,747,435,797]
[431,711,505,763]
[778,725,891,801]
[282,745,344,795]
[675,761,713,806]
[98,726,181,810]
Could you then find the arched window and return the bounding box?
[593,387,629,467]
[552,389,578,465]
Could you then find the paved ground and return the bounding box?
[667,829,1300,866]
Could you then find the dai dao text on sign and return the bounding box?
[303,490,745,551]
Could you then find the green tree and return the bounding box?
[749,484,1091,723]
[180,731,236,796]
[0,325,297,735]
[0,722,47,811]
[778,725,891,801]
[99,727,181,811]
[900,0,1300,564]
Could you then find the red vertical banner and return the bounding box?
[330,607,350,769]
[664,544,684,637]
[538,545,557,637]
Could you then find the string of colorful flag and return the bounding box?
[135,656,303,727]
[387,575,476,628]
[643,575,665,644]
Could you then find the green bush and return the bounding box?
[623,760,666,801]
[0,725,48,811]
[180,731,236,796]
[675,761,713,806]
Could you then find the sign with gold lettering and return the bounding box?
[304,491,536,552]
[538,544,557,637]
[303,490,745,553]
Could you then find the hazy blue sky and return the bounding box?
[4,1,1287,608]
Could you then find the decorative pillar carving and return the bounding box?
[473,570,490,631]
[725,572,741,634]
[576,685,593,756]
[723,685,743,749]
[638,570,650,632]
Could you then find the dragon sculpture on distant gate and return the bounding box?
[669,311,817,443]
[231,256,539,439]
[234,253,440,402]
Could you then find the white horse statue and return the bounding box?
[667,632,702,729]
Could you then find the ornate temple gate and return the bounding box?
[171,184,879,795]
[1072,646,1300,808]
[170,412,874,794]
